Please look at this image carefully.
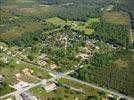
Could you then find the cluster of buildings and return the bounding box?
[37,53,48,66]
[0,42,27,59]
[14,68,34,81]
[76,39,99,62]
[37,53,58,70]
[0,42,8,52]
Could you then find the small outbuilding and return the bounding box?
[42,83,56,92]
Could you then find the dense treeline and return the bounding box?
[90,51,116,68]
[72,49,134,97]
[90,21,130,47]
[37,0,111,21]
[5,31,43,47]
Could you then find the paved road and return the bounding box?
[130,29,134,48]
[0,53,134,100]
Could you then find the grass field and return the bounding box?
[20,74,39,83]
[0,84,15,96]
[46,17,95,35]
[46,17,67,26]
[103,11,130,25]
[115,58,128,68]
[72,25,94,35]
[29,85,88,100]
[0,21,44,40]
[57,78,101,96]
[87,18,100,25]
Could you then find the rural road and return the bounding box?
[0,53,134,100]
[130,29,134,48]
[65,76,134,100]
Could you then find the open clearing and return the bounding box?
[46,17,95,35]
[103,11,129,25]
[58,78,100,96]
[72,25,94,35]
[0,21,44,40]
[87,18,100,24]
[46,17,67,26]
[115,58,128,68]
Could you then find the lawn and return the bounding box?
[103,11,130,25]
[0,59,52,84]
[0,83,15,96]
[20,74,39,83]
[29,85,87,100]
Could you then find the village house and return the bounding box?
[6,98,12,100]
[7,51,12,55]
[16,61,21,64]
[42,83,57,92]
[0,42,7,49]
[3,47,8,51]
[50,64,57,69]
[20,92,38,100]
[0,45,4,50]
[13,80,30,89]
[0,57,9,63]
[37,60,47,66]
[82,47,92,54]
[0,75,4,82]
[22,68,34,75]
[15,73,21,78]
[38,54,47,60]
[107,94,115,100]
[76,53,89,61]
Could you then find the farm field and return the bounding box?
[103,11,130,25]
[0,21,44,40]
[46,17,68,26]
